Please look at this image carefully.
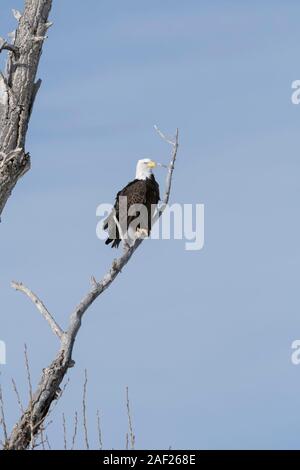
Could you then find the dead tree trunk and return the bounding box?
[0,0,52,219]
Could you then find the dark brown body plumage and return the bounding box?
[104,175,160,248]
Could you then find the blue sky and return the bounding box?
[1,0,300,449]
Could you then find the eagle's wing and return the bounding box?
[104,177,160,247]
[103,179,147,247]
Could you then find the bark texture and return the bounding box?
[0,0,52,219]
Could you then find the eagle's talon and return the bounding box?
[136,228,148,239]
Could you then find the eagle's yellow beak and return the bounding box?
[147,160,156,169]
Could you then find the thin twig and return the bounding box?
[96,409,103,450]
[0,38,19,56]
[12,282,64,340]
[46,434,51,450]
[82,369,89,450]
[24,344,34,449]
[155,127,179,217]
[42,419,53,432]
[40,425,45,450]
[71,411,78,450]
[126,387,135,450]
[11,378,24,414]
[24,344,33,404]
[62,413,67,450]
[33,438,48,449]
[154,124,176,146]
[0,376,8,444]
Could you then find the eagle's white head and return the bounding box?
[135,158,156,180]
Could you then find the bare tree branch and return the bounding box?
[154,127,179,216]
[126,386,135,450]
[5,128,179,450]
[154,124,176,146]
[11,281,64,340]
[0,376,8,444]
[24,344,34,450]
[62,413,67,450]
[0,0,53,220]
[96,409,103,450]
[82,369,89,450]
[71,411,78,450]
[0,38,19,57]
[40,425,45,450]
[45,434,51,450]
[11,378,24,414]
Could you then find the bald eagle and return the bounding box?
[104,159,160,248]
